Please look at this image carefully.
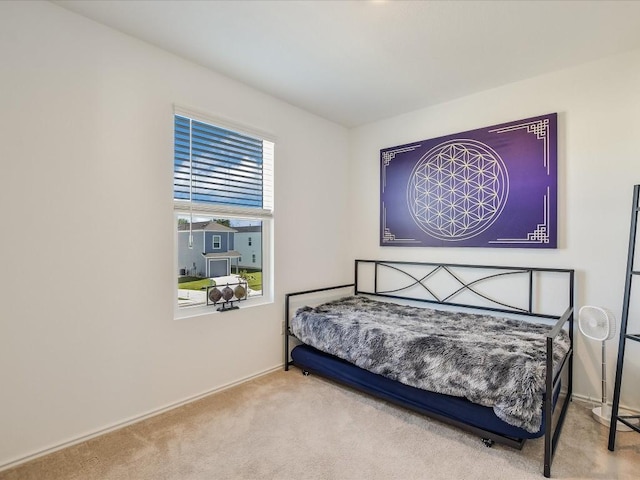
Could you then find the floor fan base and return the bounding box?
[592,406,638,431]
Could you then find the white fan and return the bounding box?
[578,306,636,431]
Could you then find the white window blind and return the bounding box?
[174,114,274,215]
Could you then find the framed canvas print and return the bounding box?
[380,113,557,248]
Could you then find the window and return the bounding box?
[174,108,273,317]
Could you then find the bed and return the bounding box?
[284,260,574,478]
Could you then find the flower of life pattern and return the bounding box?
[407,139,509,241]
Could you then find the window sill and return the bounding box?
[174,296,273,321]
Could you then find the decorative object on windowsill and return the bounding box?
[207,280,248,312]
[208,287,222,304]
[234,284,246,299]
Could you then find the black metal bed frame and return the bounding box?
[284,259,574,478]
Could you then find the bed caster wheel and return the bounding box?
[302,370,310,376]
[482,438,494,448]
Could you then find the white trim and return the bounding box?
[212,234,222,250]
[175,295,272,320]
[175,295,271,319]
[0,365,283,473]
[173,104,277,144]
[174,200,273,219]
[571,393,640,415]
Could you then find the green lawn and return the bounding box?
[243,272,262,291]
[178,278,216,291]
[178,273,262,292]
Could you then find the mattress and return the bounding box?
[291,295,570,432]
[291,343,555,439]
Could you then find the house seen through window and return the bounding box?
[174,110,273,314]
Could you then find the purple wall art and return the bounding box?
[380,113,557,248]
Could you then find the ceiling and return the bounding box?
[54,0,640,128]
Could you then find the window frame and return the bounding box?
[173,106,274,320]
[212,235,222,250]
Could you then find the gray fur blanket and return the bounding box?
[291,296,570,433]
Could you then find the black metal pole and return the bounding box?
[528,269,533,313]
[569,271,574,396]
[608,184,639,450]
[284,293,290,371]
[544,335,553,478]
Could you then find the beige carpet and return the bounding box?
[1,368,639,480]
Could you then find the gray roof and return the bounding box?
[233,225,262,233]
[202,250,242,259]
[178,221,237,233]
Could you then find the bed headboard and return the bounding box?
[354,259,574,320]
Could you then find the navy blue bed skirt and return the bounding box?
[291,343,550,440]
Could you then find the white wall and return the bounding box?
[0,1,351,468]
[350,48,640,410]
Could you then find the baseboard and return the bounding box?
[0,364,283,473]
[571,393,640,415]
